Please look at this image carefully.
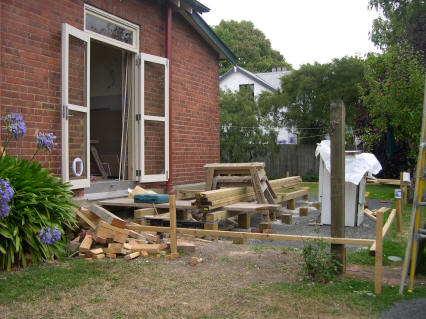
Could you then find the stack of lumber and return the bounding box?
[194,176,302,211]
[75,205,169,260]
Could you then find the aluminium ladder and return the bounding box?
[399,81,426,294]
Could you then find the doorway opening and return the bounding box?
[90,40,134,182]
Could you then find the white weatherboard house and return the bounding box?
[219,66,296,144]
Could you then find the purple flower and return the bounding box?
[0,179,14,205]
[38,227,61,245]
[0,204,10,218]
[36,132,57,152]
[2,113,26,139]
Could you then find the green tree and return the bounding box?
[369,0,426,61]
[358,46,425,160]
[220,89,279,162]
[269,57,365,144]
[213,20,292,75]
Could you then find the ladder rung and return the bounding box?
[416,201,426,207]
[415,233,426,240]
[418,228,426,235]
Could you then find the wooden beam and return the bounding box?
[370,209,396,255]
[396,198,402,232]
[169,195,177,256]
[375,210,383,294]
[223,203,280,212]
[134,208,156,219]
[364,208,377,221]
[89,204,126,228]
[330,100,346,273]
[79,235,93,253]
[276,188,309,201]
[126,224,375,246]
[75,208,97,230]
[205,210,241,222]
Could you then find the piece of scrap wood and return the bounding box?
[92,253,105,260]
[130,243,162,253]
[124,251,140,260]
[79,234,93,253]
[141,250,149,258]
[89,248,104,256]
[75,209,97,230]
[89,204,126,228]
[106,253,116,259]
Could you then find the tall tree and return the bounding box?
[213,20,292,75]
[267,57,364,144]
[220,89,279,162]
[369,0,426,61]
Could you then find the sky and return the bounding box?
[199,0,382,69]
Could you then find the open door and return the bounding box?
[139,53,169,183]
[61,24,91,189]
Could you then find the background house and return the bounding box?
[0,0,236,197]
[219,66,297,144]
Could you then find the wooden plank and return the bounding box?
[75,208,97,230]
[204,162,265,169]
[223,203,280,212]
[205,167,215,191]
[169,195,178,256]
[276,188,309,201]
[396,198,402,232]
[131,244,162,253]
[97,221,129,235]
[79,235,93,253]
[124,251,140,260]
[364,208,377,221]
[134,208,156,219]
[90,144,108,179]
[89,248,104,256]
[375,210,383,294]
[89,204,126,228]
[127,225,376,246]
[205,210,241,222]
[98,198,194,209]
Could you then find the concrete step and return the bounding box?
[85,189,129,201]
[85,180,136,194]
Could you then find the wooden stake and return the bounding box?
[375,210,383,294]
[396,198,402,232]
[330,100,345,273]
[169,195,178,256]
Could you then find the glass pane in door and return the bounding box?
[144,120,165,175]
[68,110,88,180]
[144,61,165,117]
[68,34,87,107]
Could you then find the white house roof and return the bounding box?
[256,69,292,90]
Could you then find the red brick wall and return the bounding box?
[0,0,220,186]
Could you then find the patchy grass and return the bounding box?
[365,184,398,200]
[301,182,318,196]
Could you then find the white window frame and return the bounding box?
[139,53,169,183]
[61,23,91,189]
[84,4,139,53]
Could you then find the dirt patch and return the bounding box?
[0,240,375,319]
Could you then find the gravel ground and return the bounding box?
[246,196,392,251]
[379,298,426,319]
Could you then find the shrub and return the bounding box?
[0,155,76,270]
[301,237,340,283]
[302,169,319,182]
[0,113,76,270]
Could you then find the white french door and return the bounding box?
[61,23,91,189]
[139,53,169,183]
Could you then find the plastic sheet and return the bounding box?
[315,140,382,185]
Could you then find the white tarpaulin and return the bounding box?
[315,140,382,185]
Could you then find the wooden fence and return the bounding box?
[258,144,319,179]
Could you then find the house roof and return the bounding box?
[219,65,276,92]
[256,69,291,90]
[167,0,238,64]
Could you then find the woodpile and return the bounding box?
[74,204,194,261]
[193,176,303,211]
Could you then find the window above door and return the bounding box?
[84,4,139,52]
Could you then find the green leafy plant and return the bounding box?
[302,169,319,182]
[301,237,340,283]
[0,154,76,270]
[0,113,76,270]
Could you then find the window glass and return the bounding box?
[86,13,133,45]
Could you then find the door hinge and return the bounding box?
[136,169,141,177]
[136,114,141,121]
[136,57,141,66]
[62,104,68,119]
[166,170,169,179]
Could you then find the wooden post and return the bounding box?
[238,213,251,229]
[400,172,408,205]
[330,100,345,273]
[375,210,383,294]
[169,195,178,257]
[396,198,402,232]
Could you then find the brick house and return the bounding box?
[0,0,236,196]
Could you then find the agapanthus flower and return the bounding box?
[1,113,26,139]
[0,204,10,218]
[0,179,14,204]
[38,227,61,245]
[36,132,57,152]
